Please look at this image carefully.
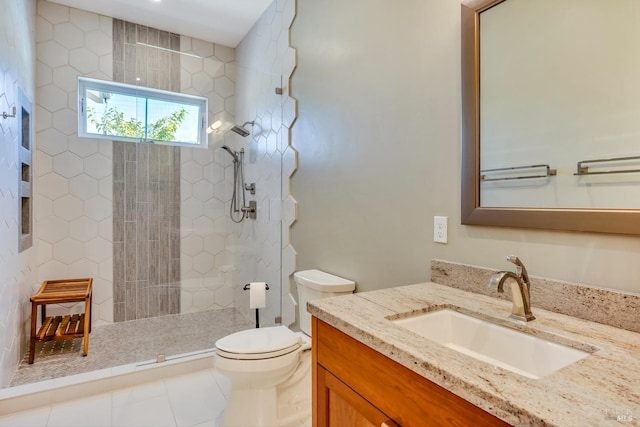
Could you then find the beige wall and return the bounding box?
[290,0,640,294]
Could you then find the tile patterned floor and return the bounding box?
[10,308,253,387]
[0,368,231,427]
[4,309,312,427]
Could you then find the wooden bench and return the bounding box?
[29,278,93,364]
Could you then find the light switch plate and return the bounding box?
[434,216,448,243]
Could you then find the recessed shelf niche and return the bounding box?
[18,88,33,252]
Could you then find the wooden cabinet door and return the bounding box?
[317,365,399,427]
[312,317,510,427]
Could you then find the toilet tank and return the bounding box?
[294,269,356,336]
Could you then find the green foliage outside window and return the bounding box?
[87,106,188,141]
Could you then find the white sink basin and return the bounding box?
[393,309,590,379]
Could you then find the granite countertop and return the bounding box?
[307,282,640,427]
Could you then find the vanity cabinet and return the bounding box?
[312,317,510,427]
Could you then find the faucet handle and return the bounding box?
[506,255,530,285]
[506,255,521,265]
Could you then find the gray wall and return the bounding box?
[290,0,640,294]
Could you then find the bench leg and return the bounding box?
[89,293,92,333]
[29,303,37,364]
[82,297,90,356]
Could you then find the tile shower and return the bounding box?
[26,0,298,373]
[34,5,242,334]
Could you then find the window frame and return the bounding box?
[78,77,208,148]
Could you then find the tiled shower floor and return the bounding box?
[10,308,253,387]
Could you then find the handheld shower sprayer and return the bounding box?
[230,121,255,137]
[221,145,239,163]
[218,145,256,222]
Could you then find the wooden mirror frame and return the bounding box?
[461,0,640,235]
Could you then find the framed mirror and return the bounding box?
[461,0,640,235]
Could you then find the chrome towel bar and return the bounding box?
[575,155,640,175]
[481,164,556,182]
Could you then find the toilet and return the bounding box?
[214,269,356,427]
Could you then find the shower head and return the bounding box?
[221,145,239,163]
[230,121,255,137]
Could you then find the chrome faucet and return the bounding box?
[488,255,535,322]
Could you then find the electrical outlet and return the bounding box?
[434,216,448,243]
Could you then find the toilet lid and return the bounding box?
[215,326,302,356]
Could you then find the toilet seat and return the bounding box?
[215,326,302,360]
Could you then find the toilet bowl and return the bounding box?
[215,269,355,427]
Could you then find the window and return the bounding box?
[78,77,208,148]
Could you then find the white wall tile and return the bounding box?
[83,153,110,179]
[35,105,52,132]
[204,59,225,80]
[36,16,53,43]
[37,216,69,244]
[233,2,298,325]
[38,84,67,111]
[38,1,69,24]
[69,47,99,74]
[68,136,98,158]
[53,194,83,220]
[53,152,83,178]
[214,45,235,63]
[34,1,114,333]
[37,41,68,68]
[53,238,84,264]
[178,36,238,313]
[38,172,68,199]
[84,31,111,56]
[53,22,84,50]
[38,128,67,155]
[52,108,78,135]
[69,174,99,200]
[214,76,234,98]
[51,65,79,92]
[69,8,99,32]
[83,196,110,221]
[84,238,111,262]
[69,217,99,242]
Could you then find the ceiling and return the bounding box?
[47,0,273,47]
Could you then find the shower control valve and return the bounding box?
[241,201,257,220]
[245,183,256,195]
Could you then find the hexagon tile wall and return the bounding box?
[233,0,298,327]
[35,1,240,325]
[34,0,297,336]
[35,1,114,327]
[1,0,36,389]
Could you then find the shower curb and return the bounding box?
[0,349,216,416]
